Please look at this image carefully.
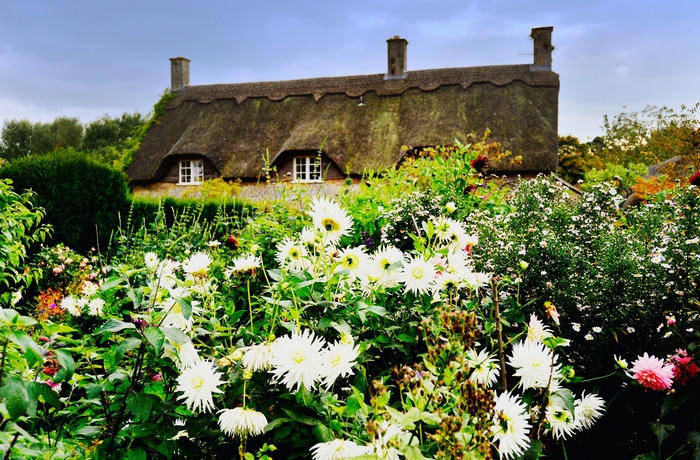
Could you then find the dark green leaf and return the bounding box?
[28,381,60,408]
[124,447,147,460]
[312,424,334,442]
[397,333,416,343]
[54,348,76,374]
[0,375,29,419]
[144,327,165,355]
[115,337,142,364]
[651,422,675,444]
[74,425,103,438]
[127,392,154,422]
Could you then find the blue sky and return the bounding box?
[1,0,699,140]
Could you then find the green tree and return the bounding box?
[556,135,605,184]
[0,119,33,160]
[83,112,143,166]
[601,104,700,165]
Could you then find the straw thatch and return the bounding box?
[128,63,559,183]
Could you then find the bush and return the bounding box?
[0,149,130,252]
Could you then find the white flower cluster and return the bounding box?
[59,280,105,317]
[275,196,488,298]
[243,329,359,392]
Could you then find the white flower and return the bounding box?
[275,237,311,271]
[526,314,553,344]
[144,252,160,270]
[320,340,360,390]
[466,348,500,387]
[507,340,561,389]
[60,295,82,316]
[371,422,406,460]
[311,439,372,460]
[218,407,268,437]
[445,201,456,213]
[228,254,261,276]
[546,403,577,440]
[365,246,404,288]
[463,271,491,290]
[87,298,105,317]
[182,251,212,276]
[242,342,275,372]
[176,360,225,413]
[174,340,201,369]
[81,281,99,296]
[398,256,436,295]
[308,196,353,245]
[491,392,531,460]
[574,391,606,431]
[334,246,369,281]
[269,329,326,392]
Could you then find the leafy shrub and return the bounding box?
[0,149,130,252]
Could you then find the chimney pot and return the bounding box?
[170,57,191,92]
[385,36,408,80]
[531,27,554,70]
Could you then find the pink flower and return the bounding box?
[630,352,674,391]
[666,315,676,326]
[670,349,700,386]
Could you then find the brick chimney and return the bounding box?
[170,57,190,92]
[385,36,408,80]
[531,27,554,70]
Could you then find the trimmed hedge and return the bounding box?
[0,149,130,252]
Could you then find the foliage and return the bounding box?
[600,104,700,166]
[118,90,177,172]
[556,135,605,184]
[82,112,144,168]
[0,149,130,252]
[0,179,52,308]
[0,117,84,160]
[582,162,648,192]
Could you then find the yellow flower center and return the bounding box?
[322,218,341,232]
[292,350,306,363]
[192,376,204,389]
[412,267,424,280]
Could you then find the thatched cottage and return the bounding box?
[128,27,559,197]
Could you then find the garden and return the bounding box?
[0,106,699,459]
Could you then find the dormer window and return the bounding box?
[179,159,204,185]
[293,156,322,182]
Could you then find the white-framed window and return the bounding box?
[293,156,322,182]
[179,159,204,185]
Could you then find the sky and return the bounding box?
[1,1,699,141]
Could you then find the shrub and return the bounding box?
[0,149,130,252]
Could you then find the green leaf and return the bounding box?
[312,424,334,442]
[100,276,125,291]
[28,381,60,409]
[127,392,154,422]
[124,447,147,460]
[161,326,189,345]
[98,319,136,334]
[144,327,165,355]
[54,348,76,375]
[651,422,675,444]
[0,308,36,327]
[115,337,142,364]
[404,446,427,460]
[178,297,192,320]
[74,425,103,438]
[5,330,43,367]
[549,388,575,418]
[397,333,416,343]
[281,407,321,426]
[0,375,29,419]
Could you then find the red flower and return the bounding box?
[471,155,489,173]
[690,171,700,186]
[225,235,239,250]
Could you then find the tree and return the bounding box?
[0,119,33,160]
[601,104,700,165]
[83,112,143,166]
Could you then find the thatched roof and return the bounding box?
[128,64,559,182]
